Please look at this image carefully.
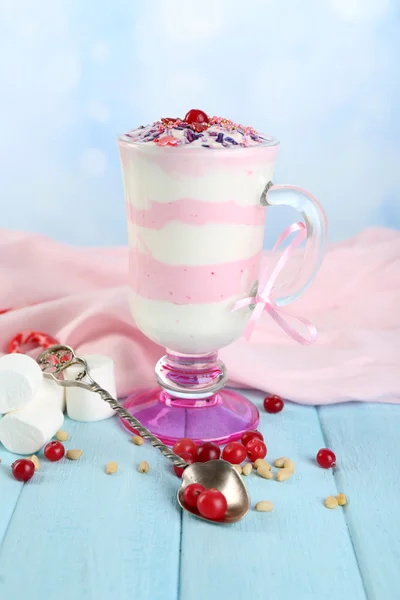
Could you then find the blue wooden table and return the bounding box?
[1,391,399,600]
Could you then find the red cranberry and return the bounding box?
[197,489,227,520]
[246,438,267,461]
[222,442,247,465]
[241,430,264,446]
[174,452,194,478]
[316,448,336,469]
[11,459,35,482]
[263,394,284,413]
[195,442,221,463]
[184,109,209,125]
[44,440,65,462]
[173,438,197,458]
[183,483,205,509]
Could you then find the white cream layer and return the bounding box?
[127,222,264,266]
[122,155,274,208]
[129,292,250,354]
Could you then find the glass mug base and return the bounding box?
[120,387,259,445]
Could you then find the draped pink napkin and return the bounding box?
[0,227,399,404]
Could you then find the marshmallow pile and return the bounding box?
[0,353,117,455]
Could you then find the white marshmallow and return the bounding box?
[65,355,116,422]
[39,377,66,412]
[0,353,43,413]
[0,394,64,455]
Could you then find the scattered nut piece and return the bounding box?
[66,449,83,460]
[131,435,144,446]
[254,458,271,470]
[106,461,118,474]
[257,464,273,479]
[242,463,253,476]
[29,455,41,471]
[233,465,242,475]
[276,468,294,482]
[138,460,150,473]
[324,496,339,509]
[336,493,347,506]
[56,430,69,442]
[274,457,295,472]
[255,500,274,512]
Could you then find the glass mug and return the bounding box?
[117,135,327,444]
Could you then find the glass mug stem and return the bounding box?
[155,350,227,405]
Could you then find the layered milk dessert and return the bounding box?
[118,109,279,354]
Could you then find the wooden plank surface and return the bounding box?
[180,392,367,600]
[319,402,400,600]
[1,395,399,599]
[0,438,23,542]
[0,416,181,600]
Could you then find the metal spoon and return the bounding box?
[37,345,250,524]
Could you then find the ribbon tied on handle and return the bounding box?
[233,222,317,344]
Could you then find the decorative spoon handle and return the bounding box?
[37,344,187,469]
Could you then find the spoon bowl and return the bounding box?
[177,459,250,524]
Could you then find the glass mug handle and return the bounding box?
[261,182,328,307]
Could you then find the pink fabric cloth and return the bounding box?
[0,227,399,404]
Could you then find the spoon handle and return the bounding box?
[37,345,188,469]
[90,382,188,468]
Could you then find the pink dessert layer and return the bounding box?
[129,247,261,304]
[127,198,266,229]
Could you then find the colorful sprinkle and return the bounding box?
[122,112,268,148]
[191,122,209,133]
[155,136,179,146]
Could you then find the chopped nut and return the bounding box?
[131,435,144,446]
[242,463,253,476]
[254,459,271,470]
[56,430,69,442]
[255,500,274,512]
[233,465,242,475]
[138,460,150,473]
[276,468,294,482]
[324,496,339,509]
[29,455,40,471]
[274,457,295,472]
[257,464,273,479]
[336,493,347,506]
[106,461,118,474]
[66,449,83,460]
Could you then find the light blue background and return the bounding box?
[1,0,399,247]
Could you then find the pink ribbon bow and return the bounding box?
[233,222,318,344]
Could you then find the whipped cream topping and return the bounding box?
[122,114,270,148]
